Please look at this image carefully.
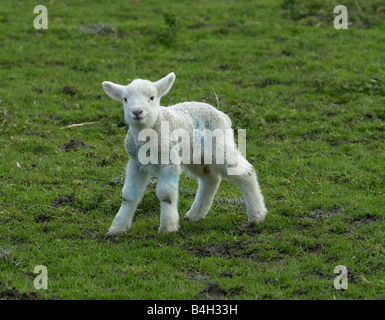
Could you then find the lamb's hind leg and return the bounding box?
[226,155,267,224]
[185,166,221,222]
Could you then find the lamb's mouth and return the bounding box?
[133,116,145,121]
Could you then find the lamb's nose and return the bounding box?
[132,110,143,117]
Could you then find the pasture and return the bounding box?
[0,0,384,299]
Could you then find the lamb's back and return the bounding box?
[162,102,232,131]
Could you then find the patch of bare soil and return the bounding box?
[351,213,381,225]
[190,243,232,259]
[35,213,51,223]
[60,140,91,152]
[0,288,50,300]
[306,242,324,253]
[62,85,78,96]
[186,272,209,281]
[51,195,73,208]
[308,208,345,221]
[219,270,234,278]
[236,223,263,236]
[198,281,243,299]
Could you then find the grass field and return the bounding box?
[0,0,384,300]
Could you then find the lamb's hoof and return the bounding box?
[185,212,204,222]
[106,232,117,240]
[106,228,125,239]
[105,233,116,241]
[158,225,179,233]
[248,214,267,225]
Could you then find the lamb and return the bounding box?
[102,72,267,236]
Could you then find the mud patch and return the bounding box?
[350,213,381,225]
[62,85,78,96]
[60,140,91,152]
[363,110,373,119]
[236,223,263,237]
[219,270,234,278]
[83,228,104,240]
[306,242,324,253]
[242,252,261,262]
[145,234,156,241]
[35,213,51,223]
[199,281,226,299]
[190,243,232,259]
[0,288,49,300]
[51,195,73,208]
[199,281,243,299]
[186,272,209,281]
[187,22,214,30]
[309,208,344,221]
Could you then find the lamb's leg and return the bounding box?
[156,166,181,233]
[226,155,267,223]
[185,166,221,221]
[107,159,150,237]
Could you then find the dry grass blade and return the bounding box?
[210,86,220,108]
[60,121,100,129]
[0,108,7,127]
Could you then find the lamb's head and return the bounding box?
[102,72,176,128]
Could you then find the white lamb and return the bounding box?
[102,72,267,236]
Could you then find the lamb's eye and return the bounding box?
[123,97,127,103]
[150,96,155,101]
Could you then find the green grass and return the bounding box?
[0,0,384,300]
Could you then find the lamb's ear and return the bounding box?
[102,81,125,101]
[154,72,176,97]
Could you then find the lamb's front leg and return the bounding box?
[107,159,150,237]
[156,166,181,233]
